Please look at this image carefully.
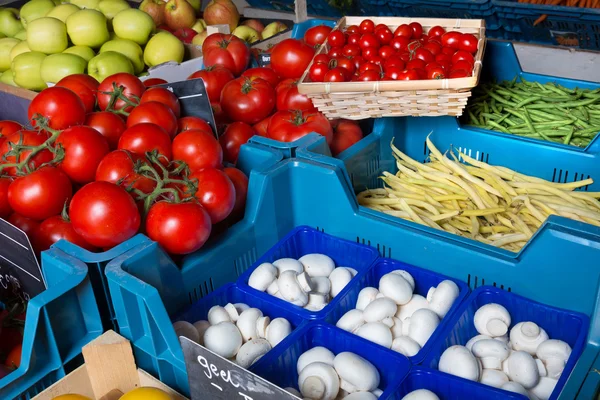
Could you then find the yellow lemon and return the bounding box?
[121,387,173,400]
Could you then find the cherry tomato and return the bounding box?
[96,150,156,196]
[223,167,248,217]
[242,67,281,88]
[376,27,393,45]
[333,57,356,77]
[118,123,172,162]
[460,33,479,54]
[190,168,236,224]
[127,101,178,139]
[324,67,347,82]
[347,33,361,46]
[427,67,446,79]
[342,44,361,57]
[28,87,86,130]
[139,87,181,118]
[8,167,72,221]
[346,25,359,34]
[384,65,404,80]
[70,181,140,248]
[452,50,475,67]
[390,36,410,52]
[56,126,110,184]
[359,19,375,34]
[304,25,333,47]
[394,24,412,38]
[414,48,434,63]
[97,73,146,113]
[362,47,377,61]
[452,60,474,73]
[442,46,456,55]
[188,65,235,103]
[85,112,126,150]
[172,129,222,172]
[178,116,212,134]
[357,70,380,81]
[34,215,97,253]
[309,61,329,82]
[368,55,383,65]
[406,59,427,70]
[270,38,314,80]
[441,31,463,49]
[351,55,365,71]
[397,69,420,80]
[268,109,333,145]
[328,47,343,58]
[55,74,99,114]
[143,78,168,87]
[0,178,12,218]
[327,30,346,48]
[384,56,406,71]
[146,201,211,254]
[436,53,452,63]
[359,62,381,74]
[378,45,395,59]
[0,130,52,176]
[7,213,39,237]
[359,33,380,50]
[314,54,331,64]
[424,42,442,56]
[437,60,452,72]
[219,122,255,164]
[276,79,314,111]
[202,33,250,77]
[409,22,423,39]
[449,69,470,78]
[0,121,21,141]
[330,119,363,156]
[428,26,446,38]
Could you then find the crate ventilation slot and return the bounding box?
[315,226,325,233]
[356,236,392,258]
[552,169,590,191]
[366,155,380,177]
[188,279,214,304]
[234,247,258,277]
[422,142,489,164]
[467,274,511,292]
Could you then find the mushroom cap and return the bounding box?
[530,376,558,400]
[298,253,336,277]
[236,308,264,342]
[356,287,380,310]
[297,346,335,373]
[333,352,380,392]
[391,336,421,357]
[471,339,511,369]
[536,339,572,361]
[336,309,365,333]
[439,345,480,381]
[273,258,304,274]
[329,267,354,298]
[235,338,272,368]
[298,362,340,400]
[203,322,243,358]
[379,273,413,305]
[389,270,415,291]
[345,392,378,400]
[396,294,429,321]
[278,270,309,307]
[510,321,549,355]
[480,369,509,388]
[363,297,398,323]
[356,322,393,349]
[505,351,540,389]
[207,305,232,325]
[465,334,492,351]
[311,276,332,295]
[248,262,278,291]
[265,317,292,347]
[427,280,460,318]
[408,308,440,347]
[401,389,440,400]
[473,303,511,337]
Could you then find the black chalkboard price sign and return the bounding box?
[181,337,300,400]
[0,219,46,302]
[258,53,271,67]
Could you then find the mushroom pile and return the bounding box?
[248,254,358,312]
[172,302,292,368]
[286,346,383,399]
[401,389,440,400]
[336,270,460,357]
[438,303,572,400]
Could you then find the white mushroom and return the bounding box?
[480,369,509,388]
[536,359,547,377]
[503,351,540,389]
[336,309,365,333]
[173,321,200,344]
[193,320,210,345]
[408,309,440,347]
[297,272,314,293]
[267,280,280,296]
[439,345,480,381]
[379,273,413,305]
[391,336,421,357]
[427,280,460,318]
[529,377,558,400]
[363,297,398,323]
[224,303,243,322]
[510,322,549,355]
[273,258,304,274]
[329,267,354,298]
[297,346,335,373]
[389,270,415,290]
[299,254,336,278]
[356,287,380,310]
[465,334,492,351]
[356,322,393,349]
[278,270,309,307]
[234,303,250,313]
[401,389,440,400]
[343,267,358,277]
[207,306,232,325]
[495,334,509,344]
[396,294,429,321]
[256,316,271,338]
[501,382,531,397]
[236,338,272,368]
[471,339,510,370]
[334,352,380,392]
[390,317,404,339]
[248,262,278,291]
[236,308,263,342]
[203,322,243,358]
[306,292,329,311]
[473,304,511,337]
[265,318,292,347]
[298,362,340,400]
[345,392,377,400]
[312,277,332,295]
[371,388,383,398]
[536,339,572,379]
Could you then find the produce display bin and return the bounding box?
[323,258,470,364]
[242,0,345,17]
[423,286,590,400]
[237,226,380,320]
[251,322,412,399]
[0,248,103,400]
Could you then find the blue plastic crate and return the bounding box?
[237,226,380,320]
[251,322,412,399]
[423,286,590,400]
[1,248,102,399]
[243,0,344,17]
[323,258,470,364]
[397,367,527,399]
[291,19,337,39]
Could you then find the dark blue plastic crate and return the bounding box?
[243,0,345,17]
[252,322,411,399]
[324,258,470,364]
[397,367,528,399]
[237,226,381,320]
[423,286,590,400]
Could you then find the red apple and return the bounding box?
[241,19,264,33]
[203,0,239,31]
[174,27,197,43]
[139,0,166,26]
[158,24,174,33]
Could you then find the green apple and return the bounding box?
[0,33,4,39]
[143,31,183,67]
[99,38,143,74]
[0,8,22,37]
[87,50,132,81]
[232,25,260,44]
[40,52,86,83]
[13,29,27,40]
[27,17,68,54]
[66,9,110,48]
[186,0,201,14]
[191,18,205,33]
[191,30,207,46]
[98,0,130,26]
[20,0,55,29]
[12,51,47,90]
[63,45,95,61]
[70,0,100,9]
[112,9,155,45]
[0,69,16,86]
[0,38,19,71]
[262,21,287,39]
[46,3,80,23]
[10,41,30,62]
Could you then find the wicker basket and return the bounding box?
[297,16,487,120]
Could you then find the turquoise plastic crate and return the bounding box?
[1,248,102,399]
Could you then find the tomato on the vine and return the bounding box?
[0,130,52,176]
[384,66,404,80]
[242,67,281,88]
[427,67,446,79]
[449,69,470,78]
[127,101,178,139]
[346,25,359,34]
[34,215,97,254]
[0,121,21,139]
[223,167,248,217]
[359,62,380,74]
[172,129,222,172]
[219,122,255,164]
[328,47,343,58]
[384,56,405,71]
[118,123,173,162]
[0,178,12,218]
[351,55,365,71]
[55,74,99,114]
[202,33,250,77]
[97,73,146,113]
[140,87,181,118]
[178,116,212,134]
[327,30,346,47]
[378,45,394,59]
[347,33,361,46]
[397,69,421,80]
[28,87,86,130]
[406,59,427,70]
[452,60,474,73]
[190,168,236,224]
[85,112,126,150]
[268,110,333,144]
[56,126,110,184]
[270,39,314,80]
[188,65,235,103]
[424,42,442,56]
[96,150,156,195]
[275,79,314,111]
[304,25,333,47]
[220,77,275,124]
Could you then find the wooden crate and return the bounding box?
[297,16,487,120]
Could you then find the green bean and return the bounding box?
[564,127,574,145]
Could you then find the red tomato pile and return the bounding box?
[0,72,249,256]
[185,32,365,158]
[0,302,25,377]
[304,20,479,82]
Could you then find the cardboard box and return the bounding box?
[33,331,187,400]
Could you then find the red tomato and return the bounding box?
[449,69,470,78]
[378,45,394,59]
[330,119,363,156]
[328,47,343,58]
[220,77,275,124]
[333,57,356,77]
[428,26,446,38]
[324,67,347,82]
[223,167,248,217]
[304,25,333,47]
[190,168,235,224]
[357,70,380,81]
[347,33,361,46]
[390,36,410,52]
[242,67,281,88]
[384,65,404,80]
[359,19,375,34]
[270,39,314,80]
[172,129,222,172]
[70,181,140,248]
[202,33,250,77]
[127,101,178,138]
[268,110,333,144]
[359,62,381,74]
[34,215,97,253]
[309,61,329,82]
[414,48,434,63]
[394,24,412,38]
[314,54,331,64]
[452,60,474,73]
[0,121,21,139]
[178,116,212,134]
[397,69,420,80]
[275,79,314,111]
[424,42,442,56]
[96,150,156,196]
[8,167,72,221]
[143,78,168,87]
[342,44,361,57]
[435,53,452,63]
[346,25,359,34]
[118,123,172,162]
[85,112,126,150]
[427,67,446,79]
[188,65,235,103]
[219,122,255,164]
[28,87,86,130]
[327,30,346,47]
[253,116,271,137]
[406,59,427,70]
[409,22,423,39]
[437,60,452,72]
[452,50,475,67]
[359,33,380,50]
[442,46,456,55]
[376,27,393,45]
[55,74,99,114]
[97,73,146,113]
[460,33,479,54]
[362,47,377,61]
[7,213,39,237]
[399,52,411,62]
[0,130,52,176]
[146,201,211,254]
[384,56,405,71]
[56,126,110,184]
[441,31,463,49]
[4,344,21,370]
[211,102,230,132]
[140,87,181,118]
[0,178,12,218]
